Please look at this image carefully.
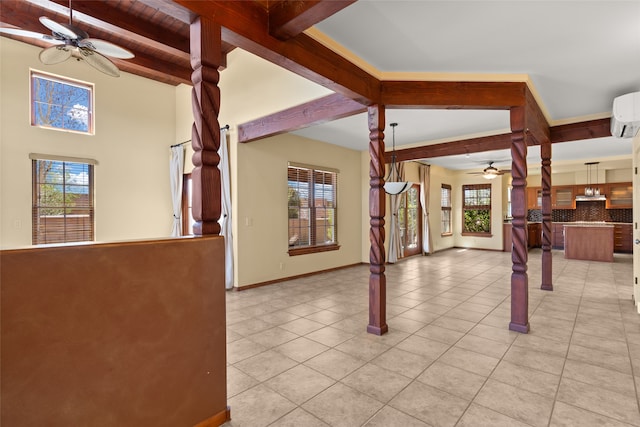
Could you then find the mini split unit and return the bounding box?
[611,91,640,138]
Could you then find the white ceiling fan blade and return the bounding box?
[79,48,120,77]
[0,27,64,44]
[80,38,134,59]
[39,16,79,40]
[39,45,72,65]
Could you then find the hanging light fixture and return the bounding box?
[482,165,500,180]
[383,122,412,195]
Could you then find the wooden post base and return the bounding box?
[509,322,530,333]
[367,324,389,336]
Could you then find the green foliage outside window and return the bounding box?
[36,160,79,215]
[462,184,491,234]
[463,209,491,233]
[288,187,300,218]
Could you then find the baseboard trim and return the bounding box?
[235,263,365,291]
[194,406,231,427]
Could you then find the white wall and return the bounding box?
[1,38,175,248]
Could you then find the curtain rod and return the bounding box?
[170,124,230,148]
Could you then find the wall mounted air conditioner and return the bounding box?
[611,91,640,138]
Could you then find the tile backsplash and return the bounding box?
[527,201,632,223]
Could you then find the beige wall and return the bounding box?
[1,38,175,248]
[235,133,362,286]
[452,172,505,251]
[428,164,457,253]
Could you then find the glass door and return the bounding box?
[398,183,422,257]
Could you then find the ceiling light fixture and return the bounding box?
[482,166,500,180]
[383,122,412,195]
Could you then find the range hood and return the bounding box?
[576,162,606,202]
[575,194,607,202]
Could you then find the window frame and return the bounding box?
[287,163,339,256]
[31,155,96,245]
[30,69,95,135]
[441,183,452,236]
[462,183,492,237]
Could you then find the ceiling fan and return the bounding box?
[0,0,134,77]
[468,161,511,180]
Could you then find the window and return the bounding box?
[441,184,452,236]
[32,156,95,244]
[462,183,492,236]
[182,173,194,235]
[287,163,338,255]
[30,70,94,134]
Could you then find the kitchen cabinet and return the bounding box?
[503,223,512,252]
[614,223,633,253]
[607,182,633,209]
[552,186,575,209]
[552,223,565,249]
[527,187,541,210]
[527,222,542,248]
[564,224,614,262]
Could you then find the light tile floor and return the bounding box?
[222,249,639,427]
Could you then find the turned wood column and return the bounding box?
[510,106,530,333]
[190,17,222,236]
[367,105,388,336]
[540,137,553,291]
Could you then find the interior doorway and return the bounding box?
[398,183,422,258]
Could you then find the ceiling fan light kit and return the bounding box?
[467,161,510,180]
[0,1,134,77]
[384,122,412,195]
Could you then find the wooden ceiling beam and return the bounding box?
[550,118,611,143]
[133,0,196,25]
[238,93,367,143]
[387,133,514,163]
[386,118,613,163]
[524,86,551,145]
[46,0,190,54]
[1,0,193,85]
[381,81,527,109]
[175,0,380,104]
[268,0,356,40]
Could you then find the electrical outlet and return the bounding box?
[13,219,21,229]
[279,262,284,270]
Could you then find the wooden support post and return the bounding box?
[509,106,530,333]
[190,16,222,236]
[367,105,388,336]
[541,137,553,291]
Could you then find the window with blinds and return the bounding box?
[32,158,95,244]
[441,184,452,236]
[287,163,339,255]
[462,183,491,235]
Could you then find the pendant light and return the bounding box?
[383,122,411,195]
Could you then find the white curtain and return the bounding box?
[388,162,405,263]
[169,145,185,237]
[218,128,234,289]
[419,164,433,254]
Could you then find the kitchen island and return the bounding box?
[564,223,614,262]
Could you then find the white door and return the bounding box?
[634,133,640,311]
